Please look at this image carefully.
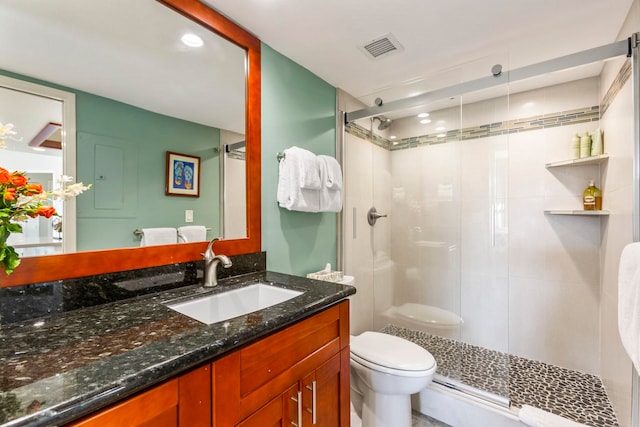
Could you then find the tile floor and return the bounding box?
[382,325,619,427]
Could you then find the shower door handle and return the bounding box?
[367,206,387,226]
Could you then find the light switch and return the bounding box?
[185,210,194,223]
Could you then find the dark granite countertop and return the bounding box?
[0,271,355,427]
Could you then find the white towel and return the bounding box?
[177,225,207,243]
[318,155,342,212]
[519,405,588,427]
[289,146,321,189]
[277,147,320,212]
[140,227,178,246]
[618,242,640,373]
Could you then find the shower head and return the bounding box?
[373,115,392,130]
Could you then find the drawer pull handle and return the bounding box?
[305,381,317,424]
[291,390,302,427]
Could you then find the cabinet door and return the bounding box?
[67,379,179,427]
[312,353,342,427]
[179,363,211,426]
[238,394,283,427]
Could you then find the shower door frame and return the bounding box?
[340,33,640,426]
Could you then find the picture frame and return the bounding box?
[166,151,201,197]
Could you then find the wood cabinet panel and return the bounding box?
[179,364,211,426]
[67,379,179,427]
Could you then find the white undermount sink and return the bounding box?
[166,283,303,325]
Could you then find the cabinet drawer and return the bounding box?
[240,304,341,395]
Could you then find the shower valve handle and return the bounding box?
[367,206,387,226]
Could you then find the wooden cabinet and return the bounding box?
[67,363,211,427]
[66,300,350,427]
[212,300,350,427]
[67,379,180,427]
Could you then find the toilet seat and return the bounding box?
[350,332,436,377]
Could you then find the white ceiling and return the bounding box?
[0,0,634,140]
[0,0,246,137]
[204,0,634,111]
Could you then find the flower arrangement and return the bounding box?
[0,123,91,275]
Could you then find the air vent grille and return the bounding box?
[359,33,404,60]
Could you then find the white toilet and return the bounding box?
[350,331,437,427]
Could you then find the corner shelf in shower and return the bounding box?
[545,154,609,168]
[544,210,609,216]
[544,154,609,215]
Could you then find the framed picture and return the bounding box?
[166,151,201,197]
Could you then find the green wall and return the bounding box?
[75,94,220,251]
[261,44,338,276]
[0,69,220,251]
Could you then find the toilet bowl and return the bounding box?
[350,331,437,427]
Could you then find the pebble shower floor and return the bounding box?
[382,325,619,427]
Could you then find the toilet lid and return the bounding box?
[350,331,436,371]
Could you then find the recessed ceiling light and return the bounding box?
[392,141,399,145]
[390,135,397,139]
[32,147,46,152]
[420,119,431,124]
[181,33,203,48]
[436,126,446,131]
[418,113,430,118]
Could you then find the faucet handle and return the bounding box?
[204,237,221,260]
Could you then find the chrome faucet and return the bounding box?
[202,237,232,287]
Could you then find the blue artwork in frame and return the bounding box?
[166,151,200,197]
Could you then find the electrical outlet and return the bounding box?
[185,210,194,223]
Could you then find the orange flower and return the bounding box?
[26,183,43,194]
[0,168,10,185]
[37,206,56,218]
[4,188,16,201]
[10,173,27,187]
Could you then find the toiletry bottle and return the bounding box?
[583,180,602,211]
[571,133,580,159]
[590,128,603,156]
[580,131,592,158]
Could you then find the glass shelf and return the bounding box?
[545,154,609,168]
[544,210,609,216]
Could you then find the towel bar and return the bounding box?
[133,227,211,236]
[276,152,285,162]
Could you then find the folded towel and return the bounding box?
[289,146,321,190]
[519,405,588,427]
[277,147,320,212]
[618,242,640,373]
[318,154,343,190]
[177,225,207,243]
[318,155,342,212]
[140,227,178,246]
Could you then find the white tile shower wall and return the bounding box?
[386,77,604,375]
[343,132,393,335]
[599,75,635,426]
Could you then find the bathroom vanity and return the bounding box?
[0,269,354,427]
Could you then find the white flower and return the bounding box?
[50,176,92,200]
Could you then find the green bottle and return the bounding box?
[583,180,602,211]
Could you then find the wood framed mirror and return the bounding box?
[1,0,261,287]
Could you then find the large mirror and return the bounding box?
[0,0,262,287]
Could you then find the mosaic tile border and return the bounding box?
[601,58,631,117]
[346,60,630,153]
[382,325,619,427]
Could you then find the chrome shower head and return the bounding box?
[373,115,392,130]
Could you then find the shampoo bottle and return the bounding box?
[583,180,602,211]
[571,133,580,159]
[580,132,592,158]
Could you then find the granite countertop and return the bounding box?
[0,271,355,427]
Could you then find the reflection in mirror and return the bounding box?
[221,130,247,240]
[0,0,247,256]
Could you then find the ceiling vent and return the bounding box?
[359,33,404,60]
